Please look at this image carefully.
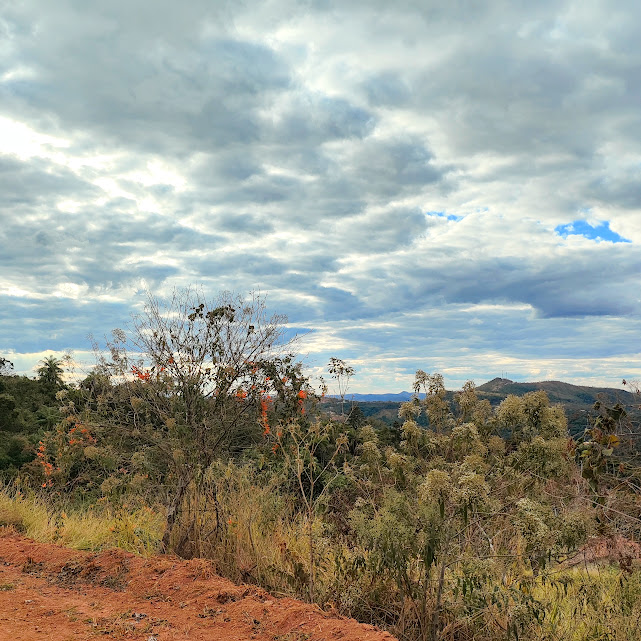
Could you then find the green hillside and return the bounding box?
[333,378,639,437]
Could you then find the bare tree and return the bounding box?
[328,357,355,418]
[94,288,297,550]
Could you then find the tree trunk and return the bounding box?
[162,474,190,552]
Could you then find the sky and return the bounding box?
[1,0,641,393]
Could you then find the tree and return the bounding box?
[496,391,567,444]
[347,404,366,430]
[328,357,355,417]
[413,370,450,432]
[273,417,347,602]
[0,393,18,432]
[0,357,14,376]
[89,288,301,551]
[349,370,580,641]
[36,356,65,390]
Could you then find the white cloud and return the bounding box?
[2,0,641,392]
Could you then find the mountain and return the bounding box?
[475,377,634,406]
[327,391,422,402]
[334,378,634,406]
[328,378,638,435]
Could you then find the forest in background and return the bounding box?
[1,289,641,641]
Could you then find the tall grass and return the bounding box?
[167,462,314,595]
[166,463,641,641]
[3,473,641,641]
[526,566,641,641]
[0,482,163,555]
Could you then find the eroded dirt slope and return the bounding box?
[0,533,397,641]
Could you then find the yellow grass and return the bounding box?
[0,483,163,556]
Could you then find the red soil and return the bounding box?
[0,533,397,641]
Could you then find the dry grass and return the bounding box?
[4,475,641,641]
[0,483,163,555]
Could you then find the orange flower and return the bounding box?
[132,365,151,381]
[297,390,307,414]
[260,397,270,435]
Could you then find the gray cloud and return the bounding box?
[362,72,411,108]
[2,0,641,391]
[0,155,97,206]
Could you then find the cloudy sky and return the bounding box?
[1,0,641,393]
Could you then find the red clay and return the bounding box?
[0,532,397,641]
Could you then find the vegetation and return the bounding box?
[2,290,641,641]
[328,357,355,418]
[327,378,641,437]
[0,359,63,475]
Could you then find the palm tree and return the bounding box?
[36,356,65,389]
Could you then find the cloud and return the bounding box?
[2,0,641,392]
[0,154,97,207]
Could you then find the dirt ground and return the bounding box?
[0,533,397,641]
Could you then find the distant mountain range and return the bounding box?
[331,378,634,405]
[328,391,421,402]
[326,378,638,434]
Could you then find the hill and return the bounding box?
[475,377,633,405]
[329,378,638,435]
[475,378,637,434]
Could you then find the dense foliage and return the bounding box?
[2,290,641,641]
[0,357,63,475]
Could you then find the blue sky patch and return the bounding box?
[555,220,631,243]
[426,211,462,222]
